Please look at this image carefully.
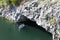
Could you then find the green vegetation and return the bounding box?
[50,17,56,25]
[0,0,8,6]
[0,17,15,24]
[0,0,23,6]
[10,0,17,6]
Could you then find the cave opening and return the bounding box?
[16,17,52,36]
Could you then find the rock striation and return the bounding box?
[0,0,60,40]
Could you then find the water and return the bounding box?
[0,17,52,40]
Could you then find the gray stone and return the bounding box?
[0,0,60,40]
[20,0,60,40]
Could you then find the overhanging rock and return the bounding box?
[20,0,60,40]
[0,0,60,40]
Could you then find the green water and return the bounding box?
[0,17,52,40]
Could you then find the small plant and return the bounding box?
[50,17,56,25]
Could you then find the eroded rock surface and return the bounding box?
[0,5,27,22]
[20,0,60,40]
[0,0,60,40]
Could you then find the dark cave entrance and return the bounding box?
[16,16,52,36]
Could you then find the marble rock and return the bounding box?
[0,0,60,40]
[20,0,60,40]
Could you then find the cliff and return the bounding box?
[0,0,60,40]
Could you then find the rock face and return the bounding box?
[0,5,27,22]
[20,0,60,40]
[0,0,60,40]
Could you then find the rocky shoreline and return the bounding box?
[0,0,60,40]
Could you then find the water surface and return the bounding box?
[0,17,52,40]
